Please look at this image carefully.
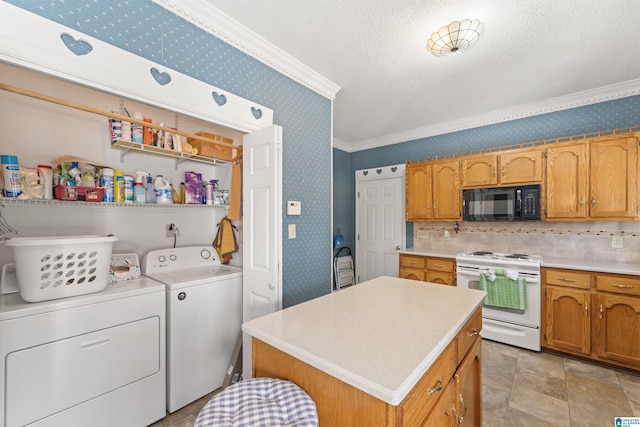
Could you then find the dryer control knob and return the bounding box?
[201,249,211,260]
[170,254,177,262]
[158,255,166,263]
[178,292,186,301]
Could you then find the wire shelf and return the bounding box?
[0,197,228,209]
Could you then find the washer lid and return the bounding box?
[145,265,242,289]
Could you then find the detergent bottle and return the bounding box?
[133,171,149,203]
[154,175,173,204]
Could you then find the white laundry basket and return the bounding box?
[4,235,118,302]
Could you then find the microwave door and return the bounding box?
[485,189,514,221]
[465,189,484,221]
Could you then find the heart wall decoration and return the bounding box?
[150,67,171,86]
[211,91,227,106]
[251,107,262,120]
[60,33,93,56]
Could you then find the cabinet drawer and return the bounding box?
[400,255,425,269]
[400,268,425,282]
[427,257,454,272]
[596,274,640,296]
[426,271,454,286]
[456,308,482,364]
[545,269,591,289]
[400,340,457,427]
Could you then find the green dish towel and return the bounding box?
[479,269,527,310]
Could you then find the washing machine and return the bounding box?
[142,246,243,413]
[0,261,166,427]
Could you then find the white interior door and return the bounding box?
[355,165,405,283]
[242,124,283,378]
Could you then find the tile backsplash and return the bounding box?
[413,221,640,264]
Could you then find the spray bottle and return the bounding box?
[133,171,149,203]
[146,174,156,203]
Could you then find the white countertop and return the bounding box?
[402,248,640,275]
[242,276,486,406]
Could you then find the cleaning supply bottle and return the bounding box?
[133,171,149,203]
[334,228,345,249]
[146,175,156,203]
[154,175,172,204]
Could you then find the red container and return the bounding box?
[55,185,104,202]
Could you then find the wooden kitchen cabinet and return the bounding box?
[546,142,588,219]
[461,148,543,188]
[461,154,498,187]
[546,134,639,221]
[454,337,482,427]
[543,268,640,371]
[406,162,432,221]
[406,160,460,221]
[399,254,456,286]
[594,274,640,366]
[499,149,544,184]
[589,135,638,219]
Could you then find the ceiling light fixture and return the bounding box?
[426,19,484,57]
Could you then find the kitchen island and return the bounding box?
[242,276,486,426]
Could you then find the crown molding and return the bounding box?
[332,137,351,152]
[152,0,340,101]
[348,78,640,152]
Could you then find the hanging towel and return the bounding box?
[479,269,527,310]
[213,216,239,264]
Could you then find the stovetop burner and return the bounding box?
[505,253,530,259]
[471,251,493,256]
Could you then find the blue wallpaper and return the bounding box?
[336,96,640,253]
[7,0,333,307]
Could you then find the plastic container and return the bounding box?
[54,185,104,202]
[154,175,172,204]
[121,121,132,142]
[131,112,143,143]
[1,155,21,197]
[109,116,122,144]
[37,164,53,200]
[4,235,118,302]
[114,169,124,203]
[101,168,114,202]
[123,175,134,203]
[143,117,152,145]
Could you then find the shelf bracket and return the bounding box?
[118,147,133,163]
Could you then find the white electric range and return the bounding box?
[456,251,542,351]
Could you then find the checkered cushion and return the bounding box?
[195,378,318,427]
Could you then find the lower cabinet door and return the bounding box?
[595,293,640,366]
[400,267,425,281]
[545,286,591,355]
[422,378,457,427]
[455,338,482,426]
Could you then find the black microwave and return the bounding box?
[462,184,541,221]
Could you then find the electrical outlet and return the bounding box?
[444,230,451,241]
[611,236,623,248]
[166,223,176,238]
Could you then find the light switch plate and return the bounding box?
[417,229,429,239]
[287,201,301,215]
[288,224,296,239]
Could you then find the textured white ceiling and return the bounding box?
[203,0,640,150]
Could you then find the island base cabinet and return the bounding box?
[454,338,482,427]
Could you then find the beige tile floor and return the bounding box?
[152,339,640,427]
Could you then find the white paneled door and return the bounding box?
[355,165,405,283]
[242,125,283,377]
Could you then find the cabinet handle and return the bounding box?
[580,196,584,207]
[408,261,418,265]
[468,327,479,338]
[428,376,444,395]
[492,167,496,178]
[599,303,603,319]
[592,196,597,208]
[434,202,437,211]
[559,278,577,283]
[459,393,467,418]
[452,405,462,426]
[434,263,445,267]
[584,302,589,317]
[501,165,505,177]
[611,283,634,289]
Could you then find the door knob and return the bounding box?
[268,283,275,289]
[396,246,401,250]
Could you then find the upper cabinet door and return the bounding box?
[546,143,588,219]
[461,155,498,188]
[500,149,543,184]
[432,160,461,220]
[590,136,638,219]
[406,162,432,221]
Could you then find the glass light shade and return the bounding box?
[427,19,485,57]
